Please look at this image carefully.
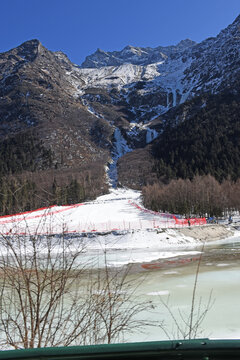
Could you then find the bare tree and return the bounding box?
[0,230,91,348]
[0,223,153,349]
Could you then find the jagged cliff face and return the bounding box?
[0,15,240,189]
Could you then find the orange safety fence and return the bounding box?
[0,201,207,236]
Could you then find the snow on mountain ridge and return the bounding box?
[75,62,162,89]
[81,39,197,68]
[67,49,194,123]
[78,15,240,105]
[35,14,239,132]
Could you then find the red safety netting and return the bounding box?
[128,201,206,226]
[173,216,207,226]
[128,201,174,218]
[0,203,84,225]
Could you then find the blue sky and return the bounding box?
[1,0,240,65]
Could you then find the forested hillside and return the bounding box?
[152,90,240,182]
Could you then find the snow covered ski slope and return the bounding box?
[0,188,178,236]
[0,187,238,268]
[0,188,208,236]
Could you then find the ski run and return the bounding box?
[0,187,239,268]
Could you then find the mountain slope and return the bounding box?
[0,40,111,167]
[118,89,240,187]
[0,15,240,211]
[0,40,111,211]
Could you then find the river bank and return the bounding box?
[176,224,235,242]
[119,224,240,273]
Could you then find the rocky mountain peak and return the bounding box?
[14,39,44,61]
[121,45,149,57]
[217,14,240,40]
[54,50,73,69]
[19,38,41,48]
[175,39,196,49]
[81,39,198,69]
[233,14,240,27]
[96,48,108,54]
[0,39,50,67]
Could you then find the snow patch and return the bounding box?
[107,128,132,188]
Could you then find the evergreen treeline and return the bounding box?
[142,175,240,217]
[0,165,108,216]
[51,178,85,206]
[0,131,52,176]
[152,92,240,182]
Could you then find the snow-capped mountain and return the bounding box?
[78,14,240,108]
[0,15,240,195]
[57,14,240,146]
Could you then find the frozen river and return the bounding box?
[120,238,240,342]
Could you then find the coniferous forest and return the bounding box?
[152,91,240,182]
